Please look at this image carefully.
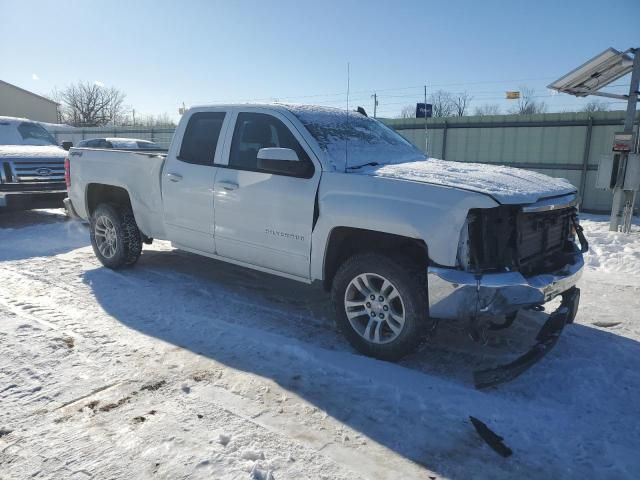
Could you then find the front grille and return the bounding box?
[9,158,65,182]
[467,205,575,276]
[516,208,574,276]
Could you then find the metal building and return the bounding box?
[0,80,59,123]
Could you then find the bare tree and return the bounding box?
[452,91,473,116]
[52,82,126,126]
[474,104,501,116]
[582,100,609,113]
[429,90,455,117]
[510,86,547,115]
[398,105,416,118]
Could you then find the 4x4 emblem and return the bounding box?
[36,167,52,176]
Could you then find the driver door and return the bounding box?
[213,109,321,279]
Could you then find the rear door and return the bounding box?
[213,108,321,279]
[161,109,230,253]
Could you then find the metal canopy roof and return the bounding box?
[547,48,634,98]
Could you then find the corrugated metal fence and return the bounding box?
[50,110,639,213]
[385,111,639,213]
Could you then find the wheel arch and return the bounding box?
[85,183,133,217]
[321,226,429,291]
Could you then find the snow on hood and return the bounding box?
[0,145,67,159]
[357,158,577,205]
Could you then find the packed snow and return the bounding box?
[1,209,639,479]
[361,159,577,204]
[581,214,640,277]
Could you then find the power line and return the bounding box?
[187,75,622,106]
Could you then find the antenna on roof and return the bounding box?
[345,62,350,170]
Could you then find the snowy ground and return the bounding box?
[0,210,639,479]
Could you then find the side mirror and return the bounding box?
[61,141,73,151]
[257,147,306,175]
[257,147,299,162]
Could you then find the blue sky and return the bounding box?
[1,0,638,120]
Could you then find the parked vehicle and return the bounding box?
[76,137,164,151]
[65,104,587,382]
[0,116,70,210]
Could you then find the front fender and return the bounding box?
[310,172,498,281]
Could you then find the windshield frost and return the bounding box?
[288,105,425,171]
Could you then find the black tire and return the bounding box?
[331,253,429,361]
[90,204,142,269]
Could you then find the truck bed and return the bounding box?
[68,148,168,239]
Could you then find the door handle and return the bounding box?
[216,181,239,191]
[166,172,183,182]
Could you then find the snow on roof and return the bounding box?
[0,115,31,125]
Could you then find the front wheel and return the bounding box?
[90,204,142,269]
[331,253,429,361]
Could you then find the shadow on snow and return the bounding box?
[82,248,640,479]
[0,209,89,261]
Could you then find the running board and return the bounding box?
[473,288,579,389]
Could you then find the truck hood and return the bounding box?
[0,145,67,159]
[356,158,577,205]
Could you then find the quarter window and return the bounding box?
[178,112,226,166]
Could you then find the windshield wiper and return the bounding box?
[346,162,382,170]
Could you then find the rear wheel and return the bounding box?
[331,253,428,361]
[90,204,142,269]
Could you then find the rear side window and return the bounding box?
[178,112,226,166]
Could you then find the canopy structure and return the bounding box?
[548,48,636,101]
[549,47,640,233]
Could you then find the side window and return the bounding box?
[228,112,313,177]
[178,112,226,166]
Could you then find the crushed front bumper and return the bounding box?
[473,286,580,389]
[427,252,584,320]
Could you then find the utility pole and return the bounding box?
[610,48,640,232]
[132,109,136,126]
[371,92,378,118]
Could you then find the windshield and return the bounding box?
[288,105,425,171]
[0,121,58,146]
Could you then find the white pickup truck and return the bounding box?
[66,104,587,380]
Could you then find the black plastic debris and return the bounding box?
[469,416,513,458]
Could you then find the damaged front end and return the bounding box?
[427,193,588,388]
